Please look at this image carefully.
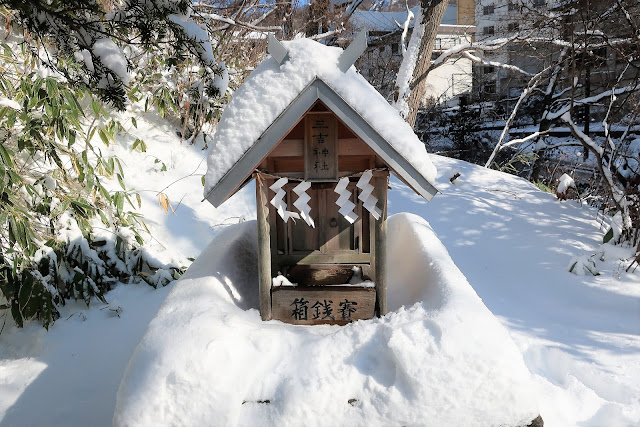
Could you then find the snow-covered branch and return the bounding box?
[617,0,640,41]
[546,83,640,121]
[398,3,414,57]
[201,12,282,32]
[561,112,631,233]
[485,70,547,167]
[500,131,549,150]
[343,0,364,20]
[310,26,344,41]
[461,51,533,77]
[409,35,523,91]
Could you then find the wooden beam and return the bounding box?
[337,30,368,73]
[374,172,388,316]
[286,264,372,286]
[255,173,273,320]
[278,252,371,265]
[304,113,338,181]
[268,34,289,65]
[267,178,279,280]
[268,138,372,158]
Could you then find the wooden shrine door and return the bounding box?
[274,181,371,279]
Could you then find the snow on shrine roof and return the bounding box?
[204,38,438,205]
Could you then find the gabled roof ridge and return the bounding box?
[204,76,437,208]
[203,38,437,207]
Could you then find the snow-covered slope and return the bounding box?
[113,213,538,426]
[393,157,640,426]
[0,134,638,426]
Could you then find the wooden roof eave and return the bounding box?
[204,77,438,208]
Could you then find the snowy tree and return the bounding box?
[393,0,449,127]
[403,0,639,258]
[2,0,227,110]
[0,1,232,328]
[476,0,640,256]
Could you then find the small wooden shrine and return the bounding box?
[204,34,438,325]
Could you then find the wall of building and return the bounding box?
[353,3,474,107]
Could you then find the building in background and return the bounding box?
[351,1,476,107]
[473,0,554,104]
[472,0,636,123]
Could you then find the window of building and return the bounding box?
[483,26,495,36]
[508,22,520,32]
[484,66,495,74]
[585,47,608,68]
[483,5,495,15]
[532,0,546,7]
[435,38,442,50]
[483,82,497,94]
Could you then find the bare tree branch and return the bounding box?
[201,12,282,32]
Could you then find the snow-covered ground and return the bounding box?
[112,212,539,426]
[0,111,639,426]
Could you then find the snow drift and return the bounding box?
[114,213,538,426]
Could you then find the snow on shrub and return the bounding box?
[557,173,575,197]
[568,255,599,276]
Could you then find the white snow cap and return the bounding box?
[204,38,437,199]
[557,173,575,194]
[93,38,130,84]
[0,97,21,110]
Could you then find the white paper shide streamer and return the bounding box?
[293,181,315,227]
[269,177,300,222]
[356,170,381,220]
[334,177,358,224]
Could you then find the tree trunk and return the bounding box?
[395,0,448,128]
[276,0,294,39]
[530,48,568,182]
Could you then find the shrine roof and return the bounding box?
[203,38,438,207]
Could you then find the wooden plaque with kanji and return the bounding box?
[304,113,338,181]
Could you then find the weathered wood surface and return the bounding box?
[272,286,376,325]
[255,174,273,320]
[288,185,320,252]
[286,264,372,286]
[278,252,371,265]
[374,172,388,316]
[278,183,369,256]
[324,185,355,252]
[270,138,373,157]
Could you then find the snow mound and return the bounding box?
[204,38,437,198]
[114,214,538,426]
[557,173,575,195]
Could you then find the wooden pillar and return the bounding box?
[374,172,388,316]
[255,173,272,320]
